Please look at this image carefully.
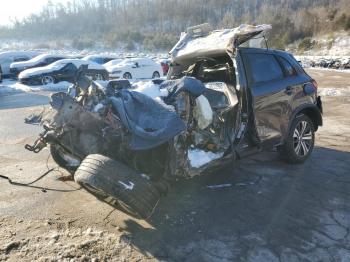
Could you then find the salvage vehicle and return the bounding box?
[25,24,323,219]
[107,57,162,79]
[19,58,109,85]
[0,51,40,78]
[10,54,67,77]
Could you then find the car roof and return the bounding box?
[239,47,294,59]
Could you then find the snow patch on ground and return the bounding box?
[0,79,71,95]
[318,87,350,97]
[188,148,224,168]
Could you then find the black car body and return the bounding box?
[10,54,66,77]
[19,59,109,85]
[25,24,322,218]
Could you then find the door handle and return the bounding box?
[285,86,293,95]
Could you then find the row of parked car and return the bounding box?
[297,56,350,70]
[0,51,170,85]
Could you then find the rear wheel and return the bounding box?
[281,114,315,164]
[41,75,55,85]
[123,72,132,79]
[74,154,161,219]
[94,73,103,80]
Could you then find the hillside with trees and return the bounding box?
[0,0,349,52]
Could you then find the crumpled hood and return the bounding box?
[169,24,272,63]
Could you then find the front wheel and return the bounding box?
[94,73,103,80]
[74,154,161,219]
[123,72,132,79]
[281,114,315,164]
[50,145,80,173]
[152,71,160,79]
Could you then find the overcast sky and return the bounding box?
[0,0,70,25]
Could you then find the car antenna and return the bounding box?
[263,35,269,50]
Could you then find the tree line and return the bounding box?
[0,0,349,51]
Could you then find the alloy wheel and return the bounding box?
[293,120,313,156]
[152,71,160,78]
[95,73,103,80]
[42,76,54,85]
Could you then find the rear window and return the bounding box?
[277,56,296,76]
[246,53,283,84]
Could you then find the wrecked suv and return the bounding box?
[26,24,323,219]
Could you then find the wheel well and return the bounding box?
[297,107,322,131]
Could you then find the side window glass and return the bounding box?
[63,63,77,72]
[14,56,28,62]
[246,53,284,84]
[277,56,296,77]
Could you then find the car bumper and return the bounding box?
[317,96,323,114]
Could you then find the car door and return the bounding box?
[242,50,294,147]
[56,63,77,81]
[131,60,142,79]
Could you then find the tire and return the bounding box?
[41,75,55,85]
[94,73,104,80]
[50,145,78,174]
[281,114,315,164]
[152,71,160,79]
[123,72,132,79]
[74,154,161,219]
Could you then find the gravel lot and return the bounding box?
[0,68,350,261]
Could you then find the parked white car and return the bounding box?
[0,51,40,77]
[10,54,67,77]
[106,58,162,79]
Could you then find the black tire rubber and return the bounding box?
[50,145,77,174]
[123,72,132,79]
[281,114,315,164]
[74,154,161,219]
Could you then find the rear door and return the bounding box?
[241,50,294,147]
